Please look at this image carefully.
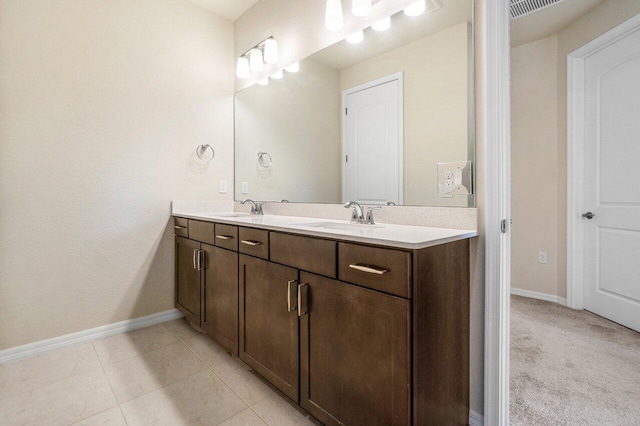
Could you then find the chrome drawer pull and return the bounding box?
[174,225,187,230]
[241,240,262,246]
[349,263,389,275]
[216,235,234,240]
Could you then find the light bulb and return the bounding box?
[404,0,426,17]
[271,70,283,79]
[352,0,371,17]
[236,57,250,79]
[257,77,269,85]
[325,0,344,31]
[346,30,364,44]
[371,16,391,32]
[249,48,264,72]
[263,38,279,64]
[285,62,300,72]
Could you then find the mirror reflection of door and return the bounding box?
[342,73,403,205]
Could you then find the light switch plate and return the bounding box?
[437,161,472,196]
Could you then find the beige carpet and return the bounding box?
[510,295,640,425]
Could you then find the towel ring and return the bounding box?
[196,144,215,161]
[257,152,272,168]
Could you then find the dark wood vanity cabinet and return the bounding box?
[175,236,201,324]
[239,255,299,402]
[175,217,470,425]
[299,272,411,425]
[202,244,238,355]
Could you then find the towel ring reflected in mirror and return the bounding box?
[257,151,272,168]
[196,144,215,162]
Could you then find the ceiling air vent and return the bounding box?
[510,0,570,19]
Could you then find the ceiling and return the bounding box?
[510,0,605,47]
[188,0,258,21]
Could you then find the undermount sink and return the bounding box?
[291,221,386,231]
[201,212,249,218]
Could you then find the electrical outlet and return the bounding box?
[241,182,249,194]
[538,251,548,264]
[445,171,453,180]
[219,180,227,193]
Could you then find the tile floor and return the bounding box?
[0,319,317,426]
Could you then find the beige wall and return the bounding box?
[511,35,561,296]
[235,59,341,202]
[235,0,484,414]
[511,0,640,299]
[0,0,234,349]
[340,23,471,207]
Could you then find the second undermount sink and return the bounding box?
[291,221,386,231]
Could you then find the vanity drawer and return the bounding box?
[239,227,269,260]
[338,243,411,298]
[174,217,189,238]
[188,220,215,245]
[214,224,239,251]
[270,233,336,278]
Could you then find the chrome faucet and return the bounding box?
[344,201,365,224]
[241,199,264,215]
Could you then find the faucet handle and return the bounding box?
[366,205,382,225]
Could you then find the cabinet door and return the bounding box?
[201,244,238,355]
[299,272,411,426]
[239,255,299,402]
[175,236,201,325]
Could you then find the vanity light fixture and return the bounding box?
[257,77,269,85]
[285,62,300,72]
[236,37,279,79]
[325,0,344,31]
[249,48,264,72]
[371,16,391,31]
[352,0,372,17]
[263,38,279,64]
[236,57,250,79]
[404,0,426,16]
[346,30,364,44]
[271,70,284,79]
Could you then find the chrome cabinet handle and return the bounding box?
[193,249,198,270]
[198,250,205,271]
[241,240,262,246]
[287,280,298,312]
[216,235,234,240]
[298,284,309,317]
[348,263,389,275]
[174,225,187,230]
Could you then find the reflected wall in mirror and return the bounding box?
[235,0,474,207]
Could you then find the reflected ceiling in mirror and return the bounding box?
[235,0,474,207]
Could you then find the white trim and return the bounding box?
[469,409,484,426]
[483,0,511,425]
[510,288,567,306]
[341,72,404,204]
[0,309,183,364]
[567,13,640,310]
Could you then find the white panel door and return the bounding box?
[343,79,401,204]
[582,25,640,332]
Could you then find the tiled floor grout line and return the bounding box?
[118,405,130,426]
[161,321,272,425]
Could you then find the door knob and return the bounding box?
[582,212,595,219]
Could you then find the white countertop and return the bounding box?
[175,212,477,250]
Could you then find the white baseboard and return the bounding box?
[511,287,567,306]
[0,309,184,364]
[469,409,484,426]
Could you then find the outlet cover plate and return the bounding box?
[437,161,472,196]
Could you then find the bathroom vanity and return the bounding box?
[173,213,475,425]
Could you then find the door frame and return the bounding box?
[341,72,404,204]
[566,13,640,310]
[483,0,511,425]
